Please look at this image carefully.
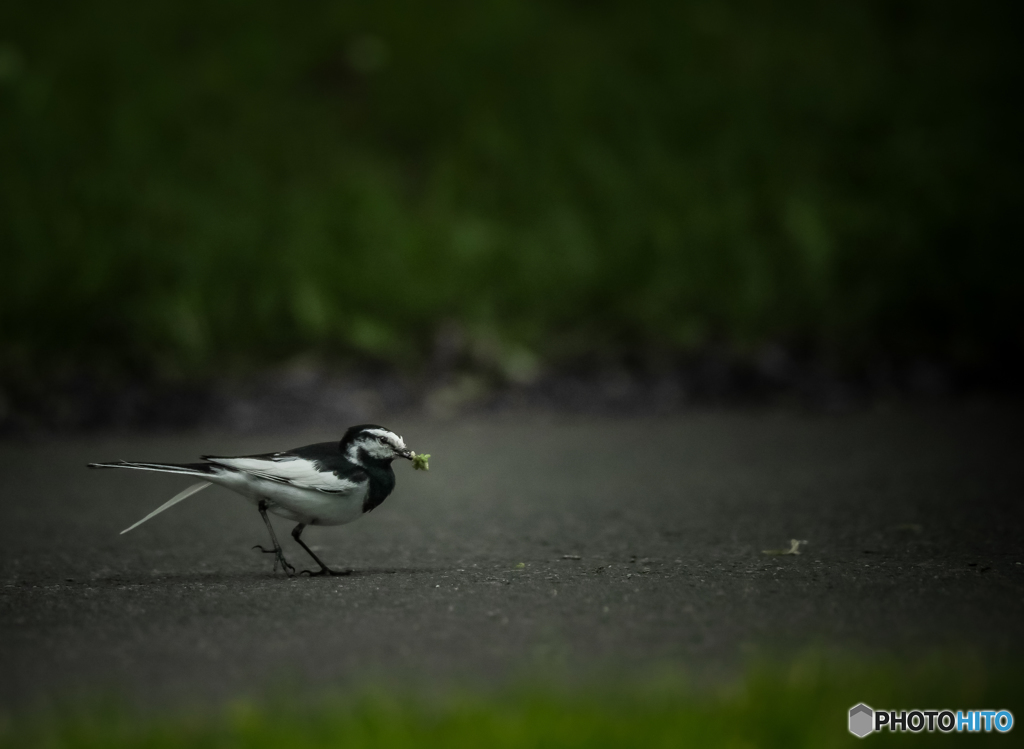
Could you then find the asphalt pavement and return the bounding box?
[1,404,1022,709]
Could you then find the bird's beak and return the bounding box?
[399,449,414,460]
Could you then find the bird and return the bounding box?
[88,424,416,576]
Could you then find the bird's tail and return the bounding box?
[87,460,215,477]
[119,481,212,535]
[88,461,221,535]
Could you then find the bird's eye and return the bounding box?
[377,436,387,445]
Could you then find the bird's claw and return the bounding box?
[252,544,296,575]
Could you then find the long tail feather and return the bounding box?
[120,481,212,535]
[88,460,212,477]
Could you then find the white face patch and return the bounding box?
[345,428,406,464]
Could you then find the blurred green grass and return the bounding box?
[1,1,1021,378]
[1,654,1018,748]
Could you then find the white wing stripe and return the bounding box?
[206,457,360,493]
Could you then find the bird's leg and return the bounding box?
[252,500,295,575]
[293,523,351,577]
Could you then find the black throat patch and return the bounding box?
[360,461,397,513]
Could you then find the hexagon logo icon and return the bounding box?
[849,703,874,738]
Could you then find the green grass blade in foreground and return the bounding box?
[1,654,1018,748]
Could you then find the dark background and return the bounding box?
[2,2,1024,729]
[1,0,1022,426]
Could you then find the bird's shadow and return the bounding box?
[336,566,438,578]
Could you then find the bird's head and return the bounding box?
[341,424,413,467]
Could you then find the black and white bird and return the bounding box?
[88,424,416,576]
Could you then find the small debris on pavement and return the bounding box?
[762,539,807,556]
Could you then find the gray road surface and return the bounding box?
[1,405,1023,709]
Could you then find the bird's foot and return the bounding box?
[299,566,353,577]
[252,544,296,575]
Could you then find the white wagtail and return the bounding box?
[88,424,417,576]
